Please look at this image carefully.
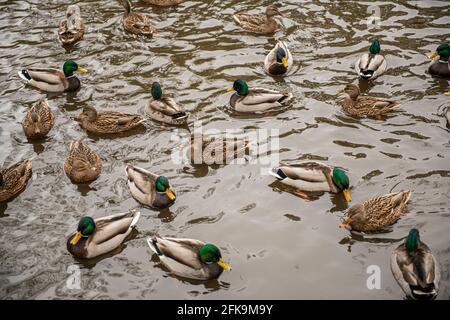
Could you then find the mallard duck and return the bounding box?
[119,0,157,37]
[58,5,85,45]
[67,210,140,259]
[269,161,352,202]
[355,38,387,80]
[188,134,249,165]
[18,60,87,93]
[0,160,32,203]
[428,43,450,78]
[391,229,440,300]
[145,82,188,125]
[125,165,176,209]
[147,236,231,280]
[233,4,283,34]
[227,79,293,113]
[143,0,185,6]
[337,84,400,117]
[264,41,293,76]
[77,105,145,134]
[339,190,411,232]
[22,97,55,140]
[64,140,102,183]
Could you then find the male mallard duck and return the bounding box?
[22,97,55,140]
[391,229,440,300]
[125,165,176,209]
[0,160,32,203]
[58,5,85,45]
[18,60,87,93]
[428,43,450,78]
[233,4,283,34]
[264,41,293,76]
[67,210,140,259]
[143,0,185,6]
[64,140,102,183]
[227,79,293,113]
[119,0,157,37]
[337,84,400,117]
[188,134,249,165]
[77,105,145,134]
[145,82,188,125]
[355,38,387,80]
[269,161,352,202]
[339,190,411,232]
[147,236,231,280]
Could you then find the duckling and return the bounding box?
[58,5,85,45]
[355,38,387,80]
[0,160,32,203]
[67,210,140,259]
[143,0,185,6]
[339,190,411,232]
[227,79,293,113]
[428,43,450,78]
[145,82,188,125]
[188,134,249,165]
[264,41,293,76]
[125,165,176,209]
[119,0,158,37]
[64,140,102,183]
[77,105,145,134]
[391,229,440,300]
[233,4,283,34]
[337,84,400,117]
[22,97,55,140]
[269,161,352,201]
[18,60,87,93]
[147,236,231,280]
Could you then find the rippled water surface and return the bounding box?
[1,0,450,299]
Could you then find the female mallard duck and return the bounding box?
[355,38,387,80]
[67,210,140,259]
[64,140,102,183]
[125,165,176,209]
[0,160,32,203]
[264,41,293,76]
[337,84,400,117]
[119,0,157,37]
[58,5,85,45]
[391,229,440,300]
[77,105,145,134]
[145,82,188,125]
[227,79,293,113]
[269,161,352,202]
[18,60,87,93]
[428,43,450,78]
[147,236,231,280]
[143,0,185,6]
[188,134,249,165]
[339,190,411,232]
[233,4,283,34]
[22,97,55,140]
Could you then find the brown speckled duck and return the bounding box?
[143,0,185,6]
[233,4,283,34]
[64,140,102,183]
[119,0,158,37]
[22,97,55,140]
[58,5,85,45]
[0,160,32,203]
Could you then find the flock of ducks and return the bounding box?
[1,1,450,298]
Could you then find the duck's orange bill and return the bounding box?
[166,189,176,201]
[226,87,234,92]
[343,189,352,202]
[218,258,232,271]
[70,231,82,245]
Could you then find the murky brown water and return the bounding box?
[1,0,450,299]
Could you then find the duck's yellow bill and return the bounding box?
[343,189,352,202]
[282,57,288,68]
[77,66,88,73]
[444,92,450,96]
[226,87,234,92]
[70,231,82,245]
[218,258,231,271]
[166,189,176,201]
[428,52,439,59]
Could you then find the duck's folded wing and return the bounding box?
[391,248,414,294]
[27,68,64,84]
[277,163,330,182]
[369,55,387,76]
[243,89,286,105]
[150,98,182,116]
[356,53,369,70]
[92,211,139,245]
[154,237,205,270]
[126,166,155,196]
[234,13,265,25]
